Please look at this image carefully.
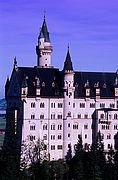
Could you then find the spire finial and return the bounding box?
[44,10,46,20]
[14,56,17,69]
[68,43,69,50]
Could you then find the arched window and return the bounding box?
[58,124,62,130]
[84,114,88,119]
[107,134,111,139]
[73,123,78,129]
[68,112,71,117]
[58,134,62,140]
[31,102,35,108]
[51,124,55,130]
[30,123,35,130]
[40,103,45,108]
[78,114,81,119]
[31,114,35,119]
[40,114,44,119]
[51,113,55,119]
[43,124,47,130]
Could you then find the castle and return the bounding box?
[4,16,118,160]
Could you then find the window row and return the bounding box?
[31,102,63,108]
[100,113,118,120]
[31,102,116,109]
[51,145,62,150]
[101,133,111,140]
[43,124,63,130]
[30,114,63,119]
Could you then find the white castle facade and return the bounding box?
[4,17,118,161]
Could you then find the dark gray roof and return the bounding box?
[9,66,117,98]
[16,67,63,97]
[74,71,117,98]
[63,49,73,72]
[39,17,50,42]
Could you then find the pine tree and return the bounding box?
[69,135,84,180]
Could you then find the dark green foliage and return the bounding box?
[1,133,118,180]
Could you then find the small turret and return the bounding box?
[84,80,90,97]
[36,16,53,68]
[114,76,118,97]
[35,77,40,96]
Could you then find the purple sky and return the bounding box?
[0,0,118,98]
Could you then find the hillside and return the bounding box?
[0,99,6,111]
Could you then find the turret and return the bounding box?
[36,16,53,68]
[63,47,75,158]
[63,47,75,119]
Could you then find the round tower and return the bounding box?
[63,47,75,158]
[36,16,53,68]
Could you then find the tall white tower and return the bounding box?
[63,47,75,157]
[36,16,53,68]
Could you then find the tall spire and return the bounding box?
[39,16,50,42]
[63,47,73,72]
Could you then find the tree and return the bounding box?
[69,135,85,180]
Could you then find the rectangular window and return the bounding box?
[100,103,105,108]
[73,103,75,108]
[78,114,81,119]
[31,115,35,119]
[84,124,88,129]
[68,133,70,137]
[58,103,63,108]
[51,124,55,130]
[51,103,55,108]
[30,125,35,130]
[51,145,55,150]
[57,145,62,150]
[110,103,115,108]
[68,123,70,127]
[114,125,118,130]
[85,134,87,139]
[90,103,95,108]
[57,115,62,119]
[80,103,85,108]
[51,114,55,119]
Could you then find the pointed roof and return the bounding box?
[63,47,73,72]
[39,16,50,42]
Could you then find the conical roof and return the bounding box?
[63,48,73,72]
[39,16,50,42]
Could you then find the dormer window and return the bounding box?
[52,82,55,87]
[42,82,45,87]
[103,83,107,88]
